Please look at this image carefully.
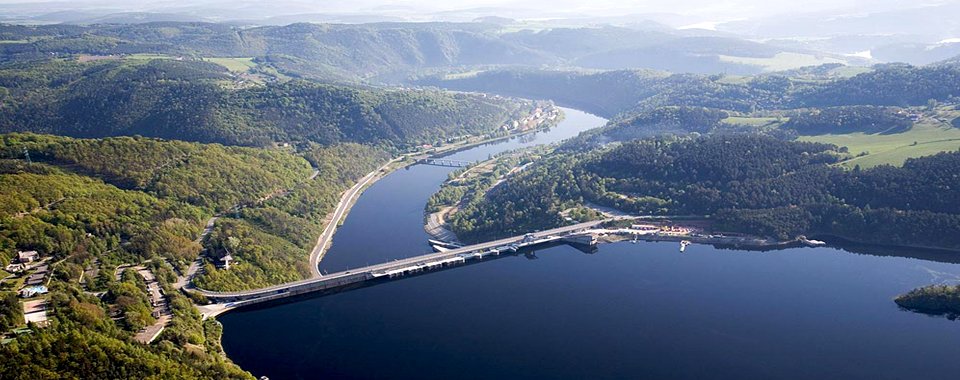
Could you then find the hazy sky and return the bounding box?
[0,0,960,19]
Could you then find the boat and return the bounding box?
[680,240,691,252]
[798,236,827,247]
[428,239,462,249]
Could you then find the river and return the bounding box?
[315,107,607,273]
[219,107,960,380]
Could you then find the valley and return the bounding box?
[1,8,960,380]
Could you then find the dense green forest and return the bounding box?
[422,63,960,117]
[783,106,914,135]
[0,59,527,148]
[0,133,313,212]
[449,134,960,249]
[194,143,390,291]
[0,164,204,265]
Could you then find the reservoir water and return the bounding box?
[220,108,960,379]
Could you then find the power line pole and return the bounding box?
[22,147,31,163]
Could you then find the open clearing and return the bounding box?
[800,118,960,168]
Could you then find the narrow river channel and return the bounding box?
[220,107,960,380]
[316,107,608,273]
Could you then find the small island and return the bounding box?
[895,285,960,318]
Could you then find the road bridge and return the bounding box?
[193,220,607,317]
[417,158,473,167]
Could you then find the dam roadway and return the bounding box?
[195,220,607,317]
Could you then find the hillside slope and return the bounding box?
[0,59,527,147]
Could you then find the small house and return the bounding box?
[219,254,234,270]
[17,251,38,263]
[4,263,25,273]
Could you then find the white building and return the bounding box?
[17,250,39,263]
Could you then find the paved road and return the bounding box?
[308,158,400,278]
[133,266,171,344]
[174,216,218,290]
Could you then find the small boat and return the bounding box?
[428,239,462,249]
[798,236,827,247]
[680,240,691,252]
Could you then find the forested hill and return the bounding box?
[449,134,960,250]
[420,63,960,117]
[0,59,527,147]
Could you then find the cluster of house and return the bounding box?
[5,250,50,298]
[500,106,561,133]
[4,250,37,273]
[895,109,923,122]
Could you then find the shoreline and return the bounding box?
[307,157,405,277]
[418,104,565,159]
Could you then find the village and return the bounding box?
[411,100,562,154]
[1,249,174,345]
[1,250,50,344]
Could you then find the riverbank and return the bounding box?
[308,157,405,276]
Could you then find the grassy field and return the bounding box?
[204,57,256,73]
[800,115,960,169]
[719,52,848,72]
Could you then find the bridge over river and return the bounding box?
[416,157,473,167]
[195,220,606,318]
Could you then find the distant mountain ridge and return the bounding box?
[0,21,855,81]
